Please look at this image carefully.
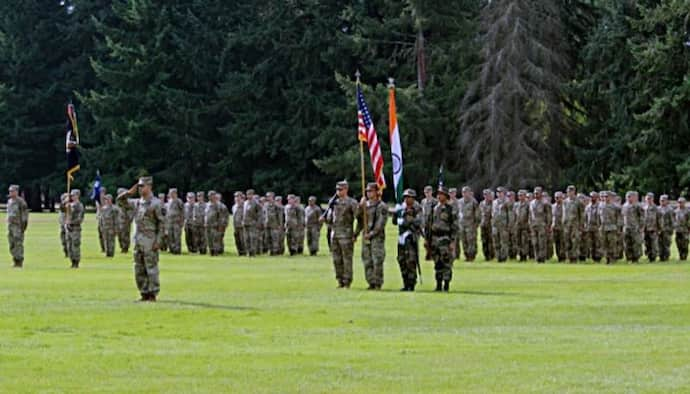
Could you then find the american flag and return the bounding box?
[356,84,386,190]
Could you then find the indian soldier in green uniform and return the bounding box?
[599,191,622,264]
[479,189,495,261]
[165,188,184,255]
[562,185,584,263]
[194,192,207,254]
[66,189,84,268]
[529,187,552,263]
[551,191,566,262]
[243,189,262,257]
[324,181,360,288]
[117,187,135,253]
[100,194,119,257]
[184,192,197,253]
[232,192,246,256]
[428,186,458,292]
[421,185,437,261]
[394,189,423,291]
[264,192,284,255]
[584,191,602,262]
[158,192,168,252]
[492,187,511,262]
[622,191,644,263]
[6,185,28,268]
[118,177,164,302]
[305,196,323,256]
[285,195,306,256]
[658,195,674,262]
[458,186,480,262]
[58,193,69,258]
[675,197,689,260]
[643,192,660,262]
[514,190,530,261]
[356,183,388,290]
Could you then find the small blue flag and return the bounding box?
[90,170,102,201]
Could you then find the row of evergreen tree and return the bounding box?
[0,0,688,207]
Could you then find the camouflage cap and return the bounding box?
[424,185,433,193]
[336,180,349,190]
[234,191,243,197]
[186,191,195,198]
[496,186,506,193]
[437,186,450,197]
[483,189,493,195]
[625,191,636,198]
[265,191,275,198]
[533,186,543,193]
[196,191,205,198]
[461,186,472,193]
[518,190,527,196]
[590,191,599,197]
[117,187,127,194]
[600,191,609,197]
[275,196,282,202]
[567,185,576,192]
[208,190,216,197]
[679,197,686,203]
[448,187,458,194]
[646,192,655,199]
[8,184,19,192]
[137,176,153,186]
[660,194,669,201]
[366,182,378,192]
[308,195,317,202]
[554,191,564,198]
[105,194,113,200]
[403,188,417,198]
[168,188,178,194]
[246,189,255,195]
[70,189,81,196]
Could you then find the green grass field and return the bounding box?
[1,213,690,393]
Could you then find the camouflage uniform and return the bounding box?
[514,191,530,261]
[158,193,168,252]
[96,190,107,253]
[529,188,552,263]
[622,192,644,262]
[285,196,306,255]
[259,197,268,254]
[232,192,246,256]
[642,194,660,262]
[184,192,197,253]
[217,197,229,254]
[430,187,459,291]
[658,195,674,262]
[242,191,262,256]
[394,189,423,291]
[599,192,622,264]
[276,197,286,255]
[305,197,323,256]
[205,192,222,256]
[100,196,119,257]
[58,193,69,258]
[165,189,184,254]
[675,199,689,260]
[327,181,360,288]
[6,185,28,267]
[584,193,602,262]
[193,192,208,254]
[421,186,437,260]
[506,192,518,260]
[491,188,511,262]
[479,190,495,261]
[118,177,164,300]
[449,189,461,260]
[117,187,135,253]
[66,190,84,268]
[551,194,566,262]
[458,187,480,261]
[356,183,388,289]
[263,194,284,255]
[562,187,584,263]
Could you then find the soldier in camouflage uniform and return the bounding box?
[6,185,28,267]
[259,196,268,254]
[243,189,262,257]
[479,189,495,261]
[356,183,388,290]
[96,187,107,253]
[449,188,461,260]
[458,186,480,261]
[117,187,135,253]
[232,192,246,256]
[643,192,660,262]
[551,191,566,262]
[264,192,284,255]
[66,189,84,268]
[492,187,511,262]
[562,185,584,263]
[158,193,168,252]
[305,196,323,256]
[506,191,518,260]
[217,192,230,254]
[58,192,69,258]
[184,192,197,253]
[599,191,622,264]
[658,195,674,262]
[205,191,221,256]
[613,193,625,260]
[394,189,423,291]
[529,187,552,263]
[285,195,306,256]
[193,192,208,254]
[325,181,360,288]
[429,186,458,292]
[118,177,164,302]
[543,192,554,260]
[526,192,535,259]
[578,193,590,261]
[100,194,119,257]
[514,190,530,261]
[675,197,689,260]
[275,196,286,255]
[164,188,184,255]
[584,191,602,262]
[622,191,644,263]
[421,185,437,261]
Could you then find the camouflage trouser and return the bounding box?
[287,226,304,254]
[166,222,183,254]
[118,222,131,253]
[67,226,81,263]
[432,236,453,281]
[517,226,530,260]
[103,228,116,257]
[98,221,104,252]
[509,227,518,259]
[563,224,580,262]
[481,226,494,261]
[397,236,419,288]
[60,225,68,257]
[233,229,245,256]
[461,226,478,260]
[617,229,625,260]
[185,225,196,253]
[583,230,602,262]
[331,236,354,286]
[602,230,618,263]
[454,234,461,261]
[134,248,160,296]
[659,231,672,261]
[676,232,689,260]
[492,226,509,262]
[160,227,168,252]
[624,229,643,262]
[208,227,223,255]
[244,226,260,256]
[278,229,286,254]
[194,225,207,254]
[267,228,283,255]
[530,227,548,262]
[644,231,659,262]
[552,228,566,261]
[262,227,270,254]
[307,225,321,254]
[8,224,24,264]
[362,237,385,287]
[546,230,554,260]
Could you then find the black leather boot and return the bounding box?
[435,279,442,292]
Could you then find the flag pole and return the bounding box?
[355,70,368,238]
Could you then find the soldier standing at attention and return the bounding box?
[551,191,566,262]
[58,193,69,258]
[622,191,644,263]
[529,187,551,263]
[205,191,221,256]
[584,191,603,262]
[217,192,230,254]
[232,192,246,256]
[458,186,480,262]
[421,185,437,260]
[305,196,323,256]
[117,187,135,254]
[394,189,423,291]
[448,188,461,260]
[158,192,168,252]
[658,195,674,262]
[96,186,107,253]
[479,189,495,261]
[258,196,268,254]
[66,189,84,269]
[323,181,360,289]
[356,183,388,290]
[100,194,118,258]
[295,197,306,254]
[117,177,164,302]
[562,185,584,263]
[492,187,511,262]
[6,185,28,268]
[599,191,622,264]
[429,186,458,292]
[193,192,208,254]
[243,189,262,257]
[275,196,286,255]
[184,192,197,253]
[514,190,530,261]
[263,192,284,255]
[675,197,689,260]
[506,191,518,260]
[165,188,184,255]
[543,192,555,260]
[285,195,306,256]
[643,192,660,262]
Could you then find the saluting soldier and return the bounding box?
[217,192,230,254]
[66,189,84,268]
[304,196,323,256]
[285,195,306,256]
[428,186,459,292]
[242,190,262,257]
[506,191,518,260]
[599,191,622,264]
[394,188,423,291]
[551,192,566,262]
[492,187,511,262]
[6,184,28,268]
[205,191,221,256]
[514,190,530,261]
[356,183,388,290]
[264,192,284,255]
[193,192,208,254]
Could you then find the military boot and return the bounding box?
[435,279,442,292]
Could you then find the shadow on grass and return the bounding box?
[158,300,256,311]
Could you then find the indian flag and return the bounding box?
[388,79,403,205]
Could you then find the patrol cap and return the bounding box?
[518,190,527,196]
[424,185,433,193]
[533,186,543,193]
[234,191,243,197]
[679,197,687,203]
[117,187,127,195]
[308,195,317,202]
[70,189,81,196]
[366,182,379,192]
[266,191,275,198]
[275,196,282,202]
[336,180,349,190]
[646,192,655,199]
[600,191,609,197]
[403,188,417,198]
[137,176,153,186]
[625,191,636,198]
[590,191,599,197]
[483,189,493,195]
[554,191,564,198]
[105,194,113,201]
[660,194,668,201]
[246,189,255,195]
[448,187,457,194]
[168,188,178,194]
[8,184,19,192]
[187,192,196,198]
[196,191,205,198]
[462,186,472,193]
[567,185,576,192]
[496,186,506,193]
[208,190,216,197]
[287,194,296,200]
[437,186,450,197]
